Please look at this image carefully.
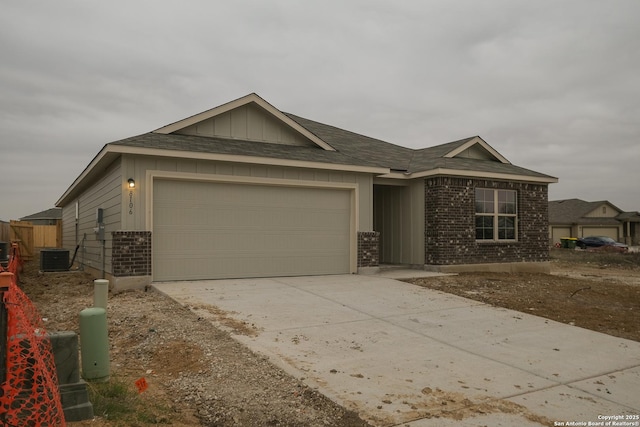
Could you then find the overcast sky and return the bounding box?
[1,0,638,220]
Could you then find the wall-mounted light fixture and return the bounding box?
[127,178,136,189]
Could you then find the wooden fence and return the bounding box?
[33,223,61,248]
[0,222,9,242]
[4,221,62,261]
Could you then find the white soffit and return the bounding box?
[377,168,559,184]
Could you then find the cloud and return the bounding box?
[1,0,639,219]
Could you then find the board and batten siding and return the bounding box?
[374,180,425,265]
[61,159,122,274]
[584,204,620,218]
[176,103,315,148]
[121,154,374,232]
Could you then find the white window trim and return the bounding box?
[475,188,518,242]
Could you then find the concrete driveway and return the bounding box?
[154,273,640,426]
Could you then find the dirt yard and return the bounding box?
[17,248,640,426]
[406,249,640,343]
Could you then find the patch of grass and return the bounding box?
[550,248,640,269]
[86,376,170,425]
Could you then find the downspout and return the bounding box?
[101,238,106,279]
[81,233,86,271]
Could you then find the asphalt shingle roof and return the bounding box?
[617,211,640,221]
[549,199,621,225]
[109,111,555,180]
[111,132,386,168]
[20,207,62,221]
[550,199,640,225]
[284,113,413,171]
[285,113,555,179]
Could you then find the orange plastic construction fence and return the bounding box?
[1,268,66,426]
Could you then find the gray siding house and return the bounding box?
[56,93,557,289]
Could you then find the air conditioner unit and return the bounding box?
[40,249,70,272]
[0,241,8,268]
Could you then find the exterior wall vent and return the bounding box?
[40,249,70,272]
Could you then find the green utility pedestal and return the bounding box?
[79,307,110,382]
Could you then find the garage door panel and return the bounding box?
[551,227,571,245]
[155,230,348,253]
[153,179,352,281]
[581,227,619,240]
[154,251,349,280]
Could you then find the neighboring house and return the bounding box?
[18,208,63,250]
[549,199,640,245]
[20,207,63,225]
[56,93,558,290]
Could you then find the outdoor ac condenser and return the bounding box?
[40,249,70,272]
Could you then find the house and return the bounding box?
[549,199,640,246]
[56,93,558,290]
[20,207,63,226]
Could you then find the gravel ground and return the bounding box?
[19,262,370,427]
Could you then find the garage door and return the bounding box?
[581,227,619,240]
[153,179,352,281]
[551,227,571,246]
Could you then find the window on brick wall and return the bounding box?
[475,188,517,241]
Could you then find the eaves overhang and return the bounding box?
[56,144,389,207]
[56,144,116,207]
[376,168,559,184]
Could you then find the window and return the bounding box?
[475,188,517,240]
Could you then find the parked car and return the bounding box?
[576,236,629,252]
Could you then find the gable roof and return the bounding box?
[284,114,554,181]
[616,211,640,221]
[109,132,384,169]
[441,136,511,163]
[57,94,557,206]
[549,199,623,224]
[153,93,336,152]
[20,207,62,221]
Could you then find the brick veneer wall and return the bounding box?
[358,231,380,267]
[425,177,549,265]
[111,231,152,276]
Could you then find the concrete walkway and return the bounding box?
[154,273,640,426]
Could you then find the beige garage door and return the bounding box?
[581,227,619,240]
[551,227,571,246]
[153,179,352,281]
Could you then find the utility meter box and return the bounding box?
[94,208,105,241]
